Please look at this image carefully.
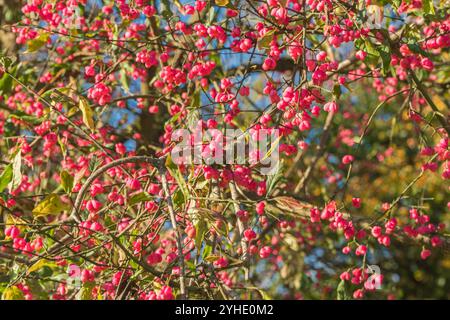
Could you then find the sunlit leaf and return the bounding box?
[26,33,50,53]
[77,281,96,300]
[32,194,71,217]
[0,71,13,95]
[128,192,152,206]
[0,164,13,193]
[195,219,208,250]
[377,45,391,76]
[202,244,212,261]
[60,170,74,193]
[257,30,275,50]
[27,259,57,274]
[1,286,25,300]
[8,150,22,191]
[79,96,95,132]
[422,0,435,15]
[204,255,220,262]
[215,0,229,6]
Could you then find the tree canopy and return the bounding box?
[0,0,449,300]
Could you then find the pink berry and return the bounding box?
[342,155,354,165]
[420,249,431,260]
[342,246,351,254]
[371,226,382,238]
[259,246,272,259]
[323,101,338,113]
[353,289,364,299]
[352,198,361,208]
[256,202,265,215]
[355,50,367,60]
[243,229,257,241]
[147,252,163,265]
[355,245,367,256]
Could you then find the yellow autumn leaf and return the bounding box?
[204,255,220,262]
[79,97,95,132]
[432,95,448,112]
[26,32,50,53]
[32,194,70,217]
[260,133,282,163]
[27,259,56,274]
[60,170,74,193]
[215,0,229,6]
[5,213,31,234]
[2,286,25,300]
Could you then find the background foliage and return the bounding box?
[0,0,448,300]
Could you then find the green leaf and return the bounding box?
[0,53,14,69]
[172,189,186,208]
[202,244,212,261]
[376,45,391,76]
[9,110,42,124]
[128,192,152,206]
[0,70,13,95]
[195,219,208,250]
[407,43,429,57]
[79,97,95,132]
[190,91,201,109]
[32,194,70,217]
[58,135,67,158]
[1,286,25,300]
[208,6,216,25]
[185,260,196,272]
[8,151,22,191]
[0,164,13,193]
[364,39,379,57]
[362,39,381,67]
[337,279,351,300]
[161,0,173,18]
[60,170,74,193]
